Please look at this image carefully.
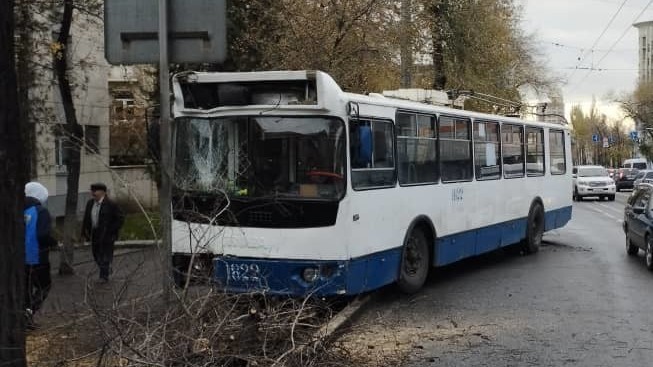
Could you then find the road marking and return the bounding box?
[580,202,622,223]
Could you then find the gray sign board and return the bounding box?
[105,0,226,64]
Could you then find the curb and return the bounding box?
[51,240,161,251]
[319,294,372,338]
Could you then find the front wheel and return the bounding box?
[397,228,430,294]
[574,188,583,201]
[626,232,639,256]
[608,195,615,201]
[523,202,544,254]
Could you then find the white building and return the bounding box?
[27,8,157,219]
[634,20,653,84]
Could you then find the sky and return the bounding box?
[519,0,653,124]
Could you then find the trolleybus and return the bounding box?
[170,70,572,296]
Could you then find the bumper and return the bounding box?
[576,185,616,196]
[616,181,634,189]
[211,249,402,296]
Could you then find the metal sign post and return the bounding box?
[105,0,227,302]
[158,0,172,302]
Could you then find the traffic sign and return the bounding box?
[105,0,227,64]
[592,134,599,142]
[630,131,638,141]
[603,137,609,148]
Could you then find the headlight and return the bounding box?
[302,267,319,283]
[577,180,588,185]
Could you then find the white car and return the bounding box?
[572,165,616,201]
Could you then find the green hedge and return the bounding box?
[119,212,160,241]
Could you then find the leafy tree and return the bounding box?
[227,0,557,112]
[619,80,653,162]
[570,99,627,166]
[415,0,556,111]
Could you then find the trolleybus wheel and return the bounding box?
[523,202,544,254]
[397,227,429,294]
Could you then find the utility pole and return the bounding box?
[0,0,28,364]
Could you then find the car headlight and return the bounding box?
[577,180,588,185]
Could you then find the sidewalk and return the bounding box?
[37,243,161,329]
[48,240,158,274]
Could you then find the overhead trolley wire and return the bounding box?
[568,0,653,94]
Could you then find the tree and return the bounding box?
[414,0,557,110]
[619,80,653,162]
[54,0,83,275]
[0,0,28,365]
[228,0,400,93]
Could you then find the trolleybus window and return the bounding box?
[350,119,396,189]
[397,112,438,185]
[174,116,346,199]
[526,127,545,176]
[502,124,525,178]
[440,115,473,182]
[473,120,501,180]
[549,129,566,175]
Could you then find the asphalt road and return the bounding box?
[340,191,653,366]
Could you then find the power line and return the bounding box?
[547,41,635,53]
[569,0,653,94]
[569,0,629,80]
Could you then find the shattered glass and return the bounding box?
[174,116,346,200]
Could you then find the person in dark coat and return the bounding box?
[81,183,124,282]
[24,182,56,329]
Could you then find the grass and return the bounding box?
[119,212,160,241]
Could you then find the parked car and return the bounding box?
[623,183,653,270]
[634,169,653,188]
[572,165,616,201]
[615,167,640,191]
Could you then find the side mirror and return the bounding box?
[633,206,646,215]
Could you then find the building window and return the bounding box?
[109,91,149,166]
[526,127,545,176]
[85,125,100,154]
[502,124,524,178]
[397,112,438,185]
[473,120,501,180]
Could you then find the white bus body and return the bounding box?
[170,70,572,296]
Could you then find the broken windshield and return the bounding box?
[174,116,346,200]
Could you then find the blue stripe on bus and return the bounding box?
[211,206,572,296]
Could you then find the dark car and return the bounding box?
[615,167,639,191]
[633,169,653,188]
[623,183,653,270]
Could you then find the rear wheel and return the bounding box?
[397,227,430,294]
[646,236,653,271]
[626,231,639,256]
[523,202,544,254]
